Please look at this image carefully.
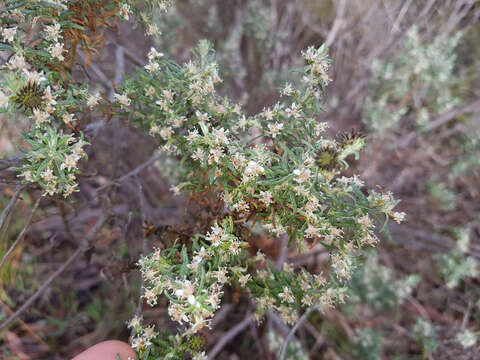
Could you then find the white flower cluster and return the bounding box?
[301,45,332,98]
[1,26,17,43]
[435,228,479,289]
[119,3,132,20]
[456,329,477,349]
[367,190,406,223]
[364,26,462,134]
[18,128,88,197]
[251,264,348,325]
[349,251,419,310]
[131,219,248,353]
[122,40,407,355]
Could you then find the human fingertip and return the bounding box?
[72,340,136,360]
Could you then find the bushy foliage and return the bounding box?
[121,37,406,357]
[1,1,478,359]
[412,317,438,356]
[353,327,384,360]
[363,26,462,135]
[347,251,419,311]
[435,228,478,289]
[0,0,408,357]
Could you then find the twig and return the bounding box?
[0,184,25,232]
[279,306,317,360]
[388,223,480,261]
[0,299,50,349]
[0,195,42,271]
[303,320,326,356]
[405,296,430,320]
[114,45,125,85]
[111,45,125,99]
[211,303,233,328]
[58,200,75,241]
[112,40,145,67]
[391,0,414,34]
[226,4,246,93]
[0,179,22,185]
[276,235,288,270]
[78,51,113,93]
[268,309,291,337]
[325,0,346,47]
[96,154,162,193]
[131,177,149,338]
[0,214,107,331]
[207,313,254,359]
[398,99,480,148]
[0,156,23,171]
[289,247,329,267]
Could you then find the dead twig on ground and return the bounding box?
[279,306,318,360]
[207,313,254,359]
[397,99,480,148]
[96,154,162,193]
[131,176,150,338]
[0,195,42,271]
[0,214,107,331]
[0,185,26,233]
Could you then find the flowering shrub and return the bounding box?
[118,36,406,358]
[435,228,478,289]
[346,251,419,312]
[0,1,414,359]
[0,0,172,195]
[363,26,462,135]
[266,328,309,360]
[353,327,384,360]
[412,317,438,356]
[16,127,88,196]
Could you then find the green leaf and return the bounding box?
[6,1,26,11]
[0,44,15,52]
[208,166,217,186]
[25,48,51,58]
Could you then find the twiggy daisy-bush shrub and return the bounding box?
[121,38,405,359]
[363,25,462,135]
[345,251,419,312]
[435,228,478,289]
[412,317,438,356]
[1,1,407,359]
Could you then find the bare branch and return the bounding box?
[114,45,126,85]
[0,184,26,232]
[78,51,113,93]
[325,0,346,47]
[0,156,23,171]
[207,313,254,359]
[131,177,150,338]
[391,0,414,34]
[0,214,107,331]
[0,195,42,271]
[275,234,289,269]
[0,178,22,186]
[96,154,162,193]
[398,99,480,148]
[389,223,480,262]
[279,306,318,360]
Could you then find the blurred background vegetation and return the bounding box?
[1,0,479,359]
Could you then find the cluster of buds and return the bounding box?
[121,40,407,355]
[17,127,88,197]
[131,217,248,357]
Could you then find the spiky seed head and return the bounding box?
[188,334,206,352]
[337,129,365,148]
[315,148,338,169]
[12,81,44,110]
